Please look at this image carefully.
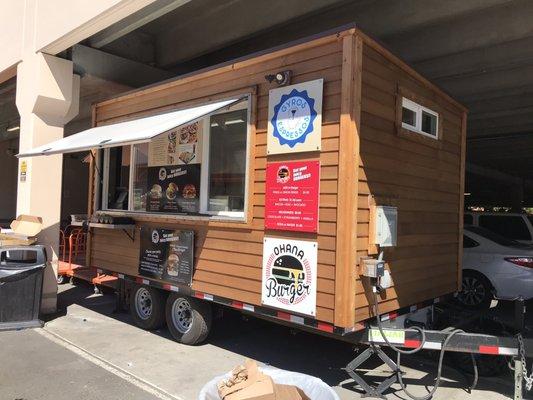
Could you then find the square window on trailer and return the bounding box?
[401,97,439,139]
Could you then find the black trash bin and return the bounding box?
[0,245,47,331]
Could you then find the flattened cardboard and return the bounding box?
[0,215,42,246]
[10,215,43,237]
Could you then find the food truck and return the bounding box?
[20,26,467,345]
[20,25,533,399]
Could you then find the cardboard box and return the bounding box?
[219,360,276,400]
[0,215,42,246]
[274,384,310,400]
[225,375,276,400]
[218,359,311,400]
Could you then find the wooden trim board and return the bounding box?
[334,33,362,328]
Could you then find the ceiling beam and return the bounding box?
[467,91,533,114]
[469,124,533,137]
[71,44,173,88]
[469,112,533,131]
[435,63,533,99]
[466,162,529,186]
[155,0,343,67]
[88,0,191,48]
[383,0,533,63]
[469,105,533,121]
[414,35,533,80]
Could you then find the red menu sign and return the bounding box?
[265,161,320,233]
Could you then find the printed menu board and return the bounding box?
[265,160,320,233]
[139,227,194,285]
[146,165,201,214]
[148,120,202,167]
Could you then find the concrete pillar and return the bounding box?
[16,52,80,314]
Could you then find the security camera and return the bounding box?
[265,70,292,86]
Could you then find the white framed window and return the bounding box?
[401,97,439,139]
[100,96,252,221]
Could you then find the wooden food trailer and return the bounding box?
[20,26,466,344]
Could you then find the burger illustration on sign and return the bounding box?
[262,238,317,316]
[271,88,317,148]
[276,166,290,184]
[151,230,160,244]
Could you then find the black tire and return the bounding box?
[165,294,212,345]
[130,285,166,330]
[457,270,493,309]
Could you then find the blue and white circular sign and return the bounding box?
[271,88,317,148]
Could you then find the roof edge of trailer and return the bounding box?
[94,23,359,108]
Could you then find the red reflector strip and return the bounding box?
[317,322,334,333]
[404,340,422,348]
[232,301,244,309]
[135,277,144,284]
[277,312,291,321]
[388,312,398,320]
[194,292,205,299]
[479,345,499,355]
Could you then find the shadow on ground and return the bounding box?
[54,282,528,399]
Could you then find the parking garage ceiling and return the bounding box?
[88,0,533,203]
[2,0,533,205]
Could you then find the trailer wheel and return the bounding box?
[457,270,493,309]
[130,285,165,330]
[165,294,211,345]
[56,274,66,285]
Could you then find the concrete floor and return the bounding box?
[0,282,528,400]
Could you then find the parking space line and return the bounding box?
[35,328,185,400]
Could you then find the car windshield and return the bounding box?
[465,226,527,248]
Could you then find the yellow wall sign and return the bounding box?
[20,161,27,182]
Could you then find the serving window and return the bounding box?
[100,97,251,220]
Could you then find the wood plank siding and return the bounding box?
[354,37,466,322]
[91,31,351,325]
[88,28,466,329]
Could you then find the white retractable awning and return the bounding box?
[18,97,243,157]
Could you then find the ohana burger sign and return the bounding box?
[262,237,317,316]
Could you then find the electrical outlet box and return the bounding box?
[362,258,385,278]
[372,206,397,247]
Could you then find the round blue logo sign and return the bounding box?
[271,88,317,148]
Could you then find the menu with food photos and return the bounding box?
[146,165,201,214]
[148,120,202,167]
[138,227,194,285]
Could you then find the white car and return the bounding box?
[464,212,533,244]
[459,226,533,308]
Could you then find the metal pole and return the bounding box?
[515,357,523,400]
[514,297,525,333]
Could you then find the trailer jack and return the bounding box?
[345,345,399,399]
